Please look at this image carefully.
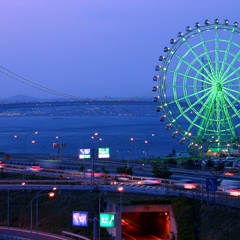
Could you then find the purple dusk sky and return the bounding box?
[0,0,239,98]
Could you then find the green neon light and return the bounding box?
[158,23,240,147]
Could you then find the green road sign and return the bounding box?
[100,213,115,227]
[98,148,110,158]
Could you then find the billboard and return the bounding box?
[98,148,110,158]
[78,148,91,159]
[53,143,58,148]
[72,211,88,227]
[53,143,66,148]
[100,213,115,227]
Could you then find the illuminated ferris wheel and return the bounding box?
[153,19,240,149]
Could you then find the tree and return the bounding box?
[210,171,223,186]
[101,166,109,174]
[116,166,133,175]
[151,164,172,179]
[214,161,225,172]
[167,158,177,165]
[79,165,84,172]
[206,159,214,167]
[0,167,4,178]
[186,159,195,166]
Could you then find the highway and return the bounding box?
[2,162,240,208]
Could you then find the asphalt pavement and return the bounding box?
[0,227,73,240]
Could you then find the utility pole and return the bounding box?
[91,149,95,191]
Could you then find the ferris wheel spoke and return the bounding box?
[198,92,218,140]
[222,91,240,119]
[222,90,240,137]
[222,50,240,81]
[223,75,240,84]
[171,52,213,83]
[222,87,240,101]
[223,84,240,87]
[167,69,211,85]
[220,29,235,75]
[186,91,217,133]
[222,88,240,107]
[166,85,205,89]
[220,94,237,138]
[173,88,213,122]
[169,87,212,105]
[215,28,220,75]
[183,40,213,79]
[198,30,215,76]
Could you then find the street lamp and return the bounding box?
[144,140,148,160]
[30,189,56,240]
[54,136,66,159]
[14,135,23,159]
[130,138,137,160]
[151,134,155,158]
[227,143,230,156]
[90,137,106,191]
[98,190,106,240]
[7,182,26,240]
[82,133,99,179]
[118,187,123,240]
[24,132,38,181]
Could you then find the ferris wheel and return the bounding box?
[153,19,240,149]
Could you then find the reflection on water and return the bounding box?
[0,116,189,158]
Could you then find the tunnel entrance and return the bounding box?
[102,200,177,240]
[122,212,169,239]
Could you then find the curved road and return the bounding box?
[0,227,73,240]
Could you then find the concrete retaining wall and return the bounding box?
[102,199,178,240]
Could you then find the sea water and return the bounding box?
[0,116,188,159]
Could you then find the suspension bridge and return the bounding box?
[0,65,155,110]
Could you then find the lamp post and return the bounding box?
[14,135,23,159]
[227,143,230,157]
[151,134,154,158]
[82,133,98,179]
[24,132,38,181]
[55,136,61,159]
[30,188,56,240]
[144,140,148,161]
[118,187,123,240]
[7,182,26,240]
[90,137,104,191]
[98,190,106,240]
[130,138,137,160]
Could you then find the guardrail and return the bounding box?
[62,231,91,240]
[0,184,239,209]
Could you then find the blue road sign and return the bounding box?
[72,212,88,227]
[206,178,218,192]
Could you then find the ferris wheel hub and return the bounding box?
[216,82,223,91]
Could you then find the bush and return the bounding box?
[151,164,172,178]
[167,158,177,164]
[206,159,214,167]
[116,167,133,175]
